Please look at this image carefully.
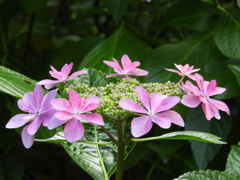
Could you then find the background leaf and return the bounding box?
[185,106,232,169]
[19,0,48,14]
[225,143,240,175]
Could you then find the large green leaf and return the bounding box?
[228,64,240,87]
[164,0,217,31]
[102,0,130,23]
[0,66,37,98]
[214,9,240,58]
[143,32,239,99]
[79,26,151,74]
[185,106,232,169]
[174,169,240,180]
[225,143,240,175]
[19,0,48,14]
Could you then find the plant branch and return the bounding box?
[100,125,118,144]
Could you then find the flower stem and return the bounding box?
[115,120,125,180]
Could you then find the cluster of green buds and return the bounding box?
[68,78,186,120]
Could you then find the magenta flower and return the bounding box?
[119,86,184,137]
[49,90,104,142]
[103,54,148,79]
[5,85,57,148]
[37,62,87,89]
[165,64,200,80]
[181,73,230,120]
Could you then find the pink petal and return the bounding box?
[208,99,230,115]
[201,103,220,120]
[121,54,135,72]
[69,90,81,110]
[64,118,85,142]
[154,110,184,127]
[195,73,205,93]
[150,93,168,113]
[181,94,201,108]
[48,116,68,130]
[41,109,57,127]
[41,89,58,113]
[135,86,151,111]
[21,125,35,149]
[103,59,123,74]
[61,63,73,78]
[33,85,44,110]
[131,116,152,137]
[119,99,148,114]
[151,114,171,129]
[82,113,104,125]
[55,111,74,120]
[182,80,201,96]
[105,74,122,78]
[67,70,88,81]
[156,96,180,112]
[209,87,226,96]
[128,68,148,76]
[50,66,63,80]
[18,92,36,113]
[80,96,100,113]
[165,68,182,75]
[37,79,61,89]
[51,98,74,112]
[6,114,36,128]
[27,116,42,135]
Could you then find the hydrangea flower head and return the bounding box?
[119,86,184,137]
[49,90,104,142]
[165,64,200,80]
[5,85,57,148]
[103,54,148,79]
[38,62,87,89]
[181,73,230,120]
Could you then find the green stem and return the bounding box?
[115,120,125,180]
[100,126,118,144]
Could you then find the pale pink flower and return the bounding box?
[38,62,87,89]
[181,73,230,120]
[103,54,148,79]
[165,64,200,80]
[119,86,184,137]
[48,90,104,142]
[5,85,58,148]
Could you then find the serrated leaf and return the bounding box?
[226,144,240,175]
[79,26,151,75]
[174,169,240,180]
[131,131,226,144]
[185,106,232,169]
[102,0,130,22]
[143,32,239,99]
[214,9,240,58]
[0,66,37,98]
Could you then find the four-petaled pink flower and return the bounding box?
[5,85,58,148]
[37,62,87,89]
[165,64,200,80]
[103,54,148,79]
[48,90,104,142]
[181,73,230,120]
[119,86,184,137]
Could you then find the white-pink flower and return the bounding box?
[48,90,104,142]
[165,64,200,80]
[119,86,184,137]
[38,62,87,89]
[103,54,148,79]
[181,73,230,120]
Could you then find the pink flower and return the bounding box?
[119,86,184,137]
[165,64,200,80]
[103,54,148,79]
[181,73,230,120]
[49,90,104,142]
[37,62,87,89]
[5,85,58,148]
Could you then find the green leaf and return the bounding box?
[79,26,151,74]
[185,106,232,169]
[19,0,48,14]
[226,144,240,175]
[0,0,5,5]
[143,32,239,99]
[131,131,226,144]
[0,66,37,98]
[102,0,130,22]
[174,169,240,180]
[164,0,217,31]
[228,64,240,87]
[214,9,240,58]
[37,122,135,180]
